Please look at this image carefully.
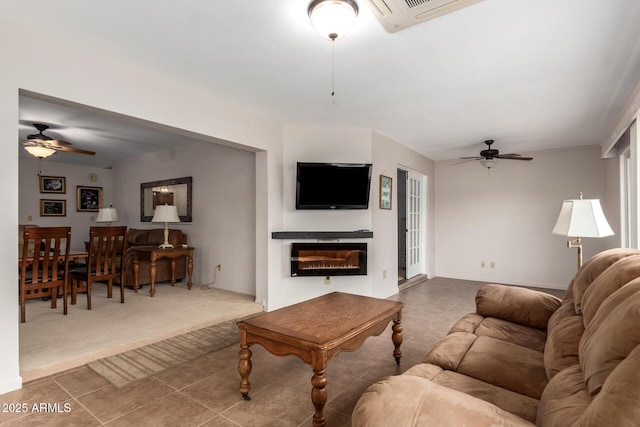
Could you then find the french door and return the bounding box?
[405,170,426,279]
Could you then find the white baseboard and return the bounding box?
[435,273,567,291]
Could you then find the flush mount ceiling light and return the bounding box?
[308,0,359,41]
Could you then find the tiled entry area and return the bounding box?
[1,278,563,426]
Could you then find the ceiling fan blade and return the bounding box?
[46,139,72,147]
[458,156,482,160]
[451,158,479,165]
[496,154,533,160]
[56,146,96,156]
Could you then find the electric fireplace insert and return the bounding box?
[290,242,367,277]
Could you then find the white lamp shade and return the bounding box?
[308,0,358,40]
[552,199,613,238]
[96,207,119,223]
[152,204,180,223]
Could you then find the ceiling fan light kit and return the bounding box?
[308,0,359,41]
[455,140,533,169]
[22,123,96,159]
[24,145,56,159]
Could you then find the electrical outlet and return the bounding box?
[382,269,387,279]
[490,262,495,269]
[481,261,486,268]
[27,215,32,221]
[216,264,222,271]
[324,276,331,285]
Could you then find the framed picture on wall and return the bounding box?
[39,176,66,194]
[40,199,66,217]
[76,186,102,212]
[380,175,392,210]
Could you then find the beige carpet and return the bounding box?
[19,281,263,382]
[87,319,240,388]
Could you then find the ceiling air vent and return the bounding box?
[366,0,484,33]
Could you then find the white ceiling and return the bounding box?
[7,0,640,167]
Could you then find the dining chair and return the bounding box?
[71,226,127,310]
[19,226,72,323]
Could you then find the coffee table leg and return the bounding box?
[238,342,252,400]
[392,318,403,364]
[311,368,327,427]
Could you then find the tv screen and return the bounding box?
[296,162,372,210]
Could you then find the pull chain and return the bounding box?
[331,38,335,97]
[329,33,337,98]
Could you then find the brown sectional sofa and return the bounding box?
[352,248,640,426]
[123,228,187,288]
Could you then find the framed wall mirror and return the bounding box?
[140,176,192,222]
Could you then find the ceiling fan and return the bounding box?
[454,140,533,169]
[22,123,96,158]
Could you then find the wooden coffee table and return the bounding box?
[237,292,403,427]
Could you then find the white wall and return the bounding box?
[0,83,21,395]
[115,141,256,295]
[269,125,436,309]
[435,145,617,289]
[371,132,436,297]
[1,20,284,395]
[18,158,115,251]
[270,124,374,309]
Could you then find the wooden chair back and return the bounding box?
[72,226,127,309]
[19,226,71,323]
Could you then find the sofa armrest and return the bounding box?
[352,375,534,427]
[476,284,562,329]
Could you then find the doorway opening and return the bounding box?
[397,168,427,284]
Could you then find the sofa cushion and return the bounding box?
[571,248,640,315]
[449,313,483,333]
[543,314,584,380]
[475,284,561,329]
[352,375,535,427]
[579,344,640,426]
[457,336,546,399]
[536,364,591,427]
[581,258,640,326]
[580,281,640,396]
[475,317,547,352]
[431,369,539,423]
[546,299,578,332]
[423,332,476,371]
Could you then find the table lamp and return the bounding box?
[96,206,119,226]
[151,204,180,249]
[552,192,613,269]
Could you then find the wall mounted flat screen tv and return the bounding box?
[296,162,372,210]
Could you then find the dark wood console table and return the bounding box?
[131,246,194,297]
[237,292,403,426]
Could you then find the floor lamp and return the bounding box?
[552,192,613,269]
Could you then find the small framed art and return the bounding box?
[380,175,392,210]
[39,176,66,194]
[76,186,102,212]
[40,199,66,217]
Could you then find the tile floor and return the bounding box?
[0,278,565,426]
